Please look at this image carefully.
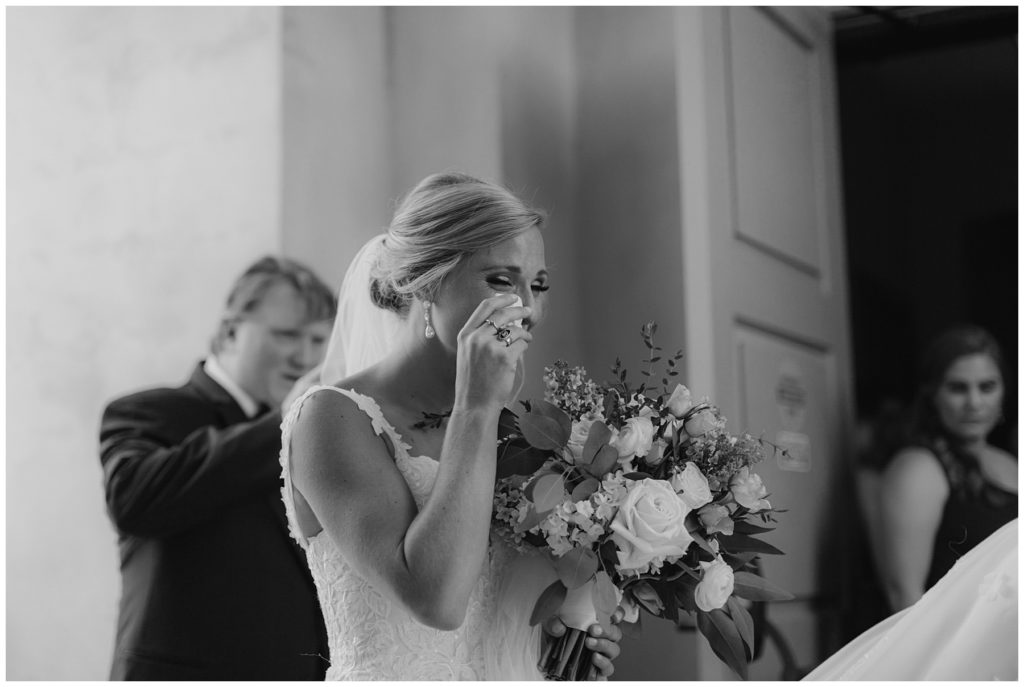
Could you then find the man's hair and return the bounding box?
[211,256,337,353]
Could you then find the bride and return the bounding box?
[805,517,1017,680]
[279,172,622,680]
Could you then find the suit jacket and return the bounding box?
[100,363,328,680]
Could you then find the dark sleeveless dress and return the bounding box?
[925,458,1017,589]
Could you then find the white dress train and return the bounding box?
[804,518,1018,681]
[280,385,552,681]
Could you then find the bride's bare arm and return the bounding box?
[292,294,530,631]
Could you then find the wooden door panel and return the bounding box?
[728,7,824,273]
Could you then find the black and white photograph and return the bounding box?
[6,3,1018,681]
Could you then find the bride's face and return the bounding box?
[430,226,548,349]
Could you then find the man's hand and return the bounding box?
[542,607,625,680]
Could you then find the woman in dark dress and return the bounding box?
[876,325,1017,612]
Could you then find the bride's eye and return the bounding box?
[487,276,515,290]
[531,282,550,294]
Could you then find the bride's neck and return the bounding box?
[378,322,457,413]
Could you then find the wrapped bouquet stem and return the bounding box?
[537,578,608,681]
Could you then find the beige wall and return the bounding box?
[7,7,285,679]
[281,6,392,288]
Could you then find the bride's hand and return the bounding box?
[542,608,625,680]
[454,293,533,412]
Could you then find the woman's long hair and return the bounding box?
[904,324,1007,497]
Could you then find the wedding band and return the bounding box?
[483,319,501,333]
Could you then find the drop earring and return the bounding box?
[423,301,436,339]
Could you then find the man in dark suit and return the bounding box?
[100,256,335,680]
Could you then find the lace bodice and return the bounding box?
[280,385,545,681]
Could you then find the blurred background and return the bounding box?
[6,5,1017,680]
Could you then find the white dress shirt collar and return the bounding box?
[203,356,261,419]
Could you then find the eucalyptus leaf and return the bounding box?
[531,473,567,512]
[570,477,600,502]
[528,399,573,439]
[580,421,612,465]
[584,444,620,479]
[554,547,599,590]
[731,571,795,602]
[514,505,548,534]
[530,580,568,626]
[519,413,569,451]
[496,441,552,479]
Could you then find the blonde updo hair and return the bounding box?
[370,172,546,314]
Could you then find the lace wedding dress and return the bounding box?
[280,385,551,681]
[804,518,1018,681]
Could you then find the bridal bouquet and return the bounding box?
[492,323,791,680]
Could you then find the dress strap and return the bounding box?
[280,385,412,549]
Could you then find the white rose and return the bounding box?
[695,556,734,611]
[730,467,771,512]
[697,504,734,535]
[683,407,717,438]
[609,478,694,575]
[671,462,712,509]
[613,411,656,460]
[566,416,597,464]
[665,384,693,419]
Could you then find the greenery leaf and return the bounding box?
[496,441,551,479]
[519,413,569,451]
[697,609,749,679]
[498,407,519,441]
[726,596,756,658]
[530,579,568,626]
[530,473,567,512]
[580,421,612,465]
[731,571,795,602]
[529,399,573,440]
[584,444,620,479]
[628,581,664,616]
[570,477,600,502]
[603,390,618,419]
[718,533,785,556]
[732,520,777,535]
[554,547,599,590]
[723,551,759,571]
[514,505,548,534]
[686,514,721,557]
[652,582,679,624]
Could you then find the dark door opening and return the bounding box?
[833,4,1018,641]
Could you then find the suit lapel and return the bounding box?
[188,363,301,559]
[188,362,249,427]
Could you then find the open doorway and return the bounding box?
[833,5,1017,641]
